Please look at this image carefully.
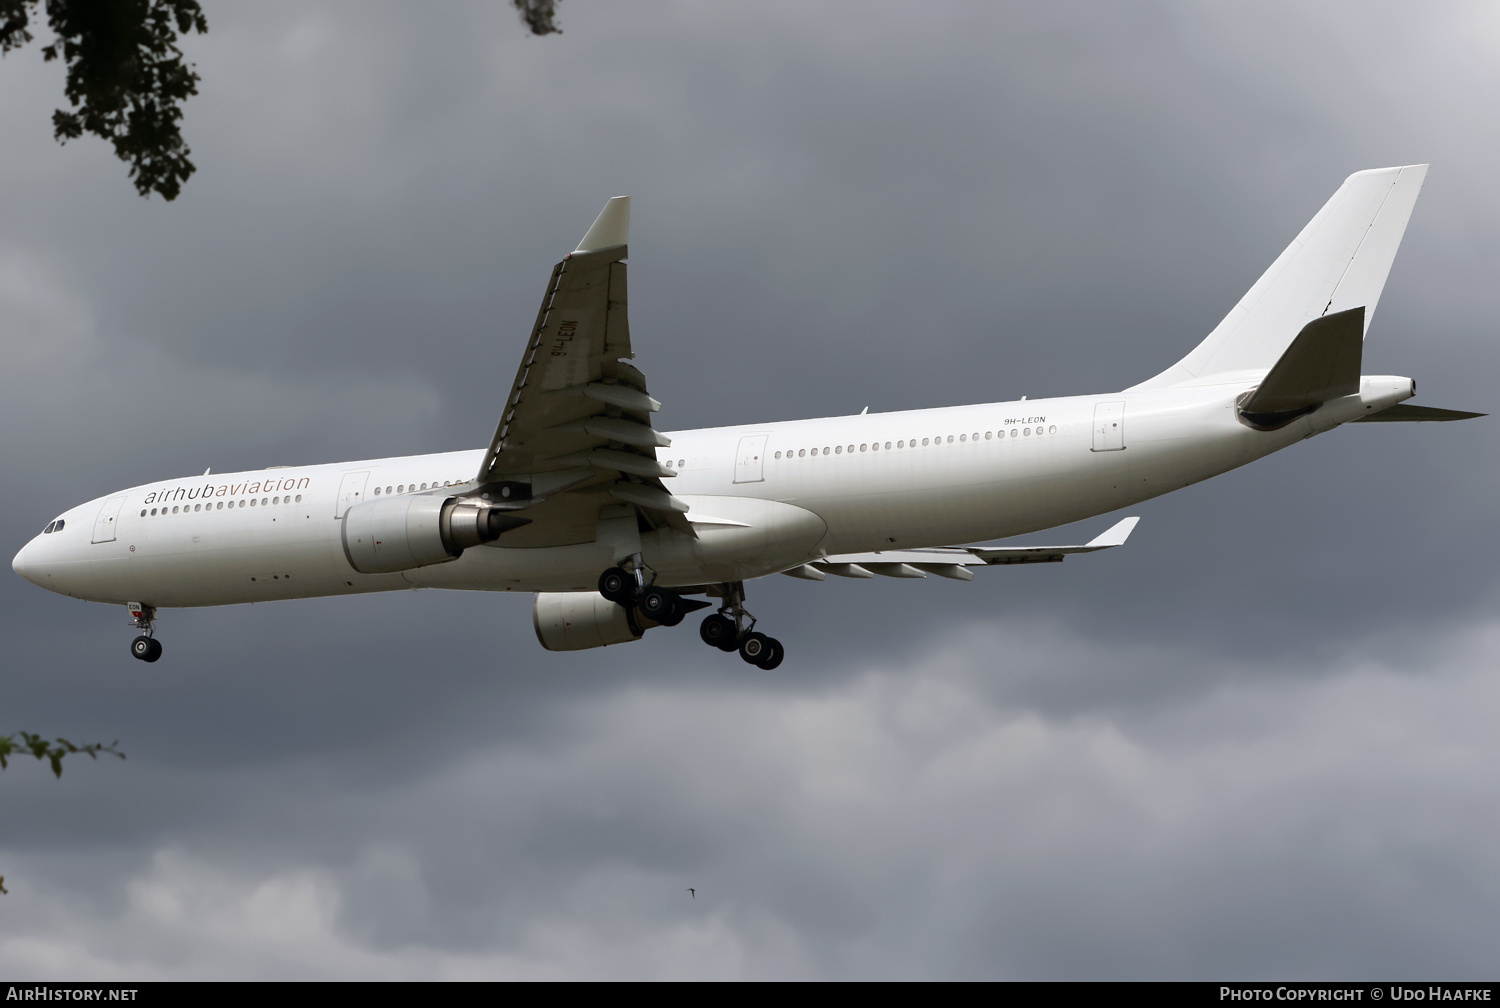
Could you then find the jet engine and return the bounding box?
[341,495,522,574]
[533,591,647,651]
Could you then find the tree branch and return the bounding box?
[0,732,125,778]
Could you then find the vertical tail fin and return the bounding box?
[1128,165,1428,391]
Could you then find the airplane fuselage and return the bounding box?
[12,378,1413,610]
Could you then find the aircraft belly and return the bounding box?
[61,508,373,607]
[402,496,832,591]
[402,540,615,593]
[646,496,828,585]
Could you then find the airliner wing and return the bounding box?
[790,518,1140,580]
[474,197,691,544]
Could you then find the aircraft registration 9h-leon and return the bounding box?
[11,165,1482,668]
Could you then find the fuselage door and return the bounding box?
[335,471,370,518]
[1091,401,1126,452]
[733,434,769,484]
[91,495,126,544]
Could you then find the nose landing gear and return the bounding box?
[126,602,162,663]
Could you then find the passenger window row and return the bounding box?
[140,494,303,517]
[372,480,461,496]
[773,426,1058,460]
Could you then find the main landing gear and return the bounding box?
[599,565,688,623]
[698,581,784,670]
[597,567,784,669]
[599,564,699,628]
[126,601,162,663]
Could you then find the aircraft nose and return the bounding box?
[12,540,46,588]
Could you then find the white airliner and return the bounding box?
[11,165,1481,668]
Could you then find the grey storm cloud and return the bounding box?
[0,0,1496,980]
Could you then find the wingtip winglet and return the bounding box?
[575,196,631,253]
[1087,516,1140,548]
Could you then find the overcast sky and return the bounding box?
[2,1,1497,980]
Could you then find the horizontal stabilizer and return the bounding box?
[1351,403,1486,422]
[1239,306,1364,423]
[799,517,1140,576]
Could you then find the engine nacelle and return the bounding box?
[533,591,646,651]
[341,495,518,574]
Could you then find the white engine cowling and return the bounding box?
[533,592,645,651]
[341,495,520,574]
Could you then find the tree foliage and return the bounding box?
[0,732,124,779]
[513,0,562,36]
[0,3,563,201]
[0,0,207,200]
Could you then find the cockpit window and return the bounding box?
[42,519,64,534]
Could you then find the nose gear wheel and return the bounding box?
[126,603,162,662]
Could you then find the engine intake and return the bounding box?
[533,592,647,651]
[342,495,522,574]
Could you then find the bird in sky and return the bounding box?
[686,888,695,899]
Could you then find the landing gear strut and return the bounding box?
[600,557,693,627]
[699,582,784,670]
[127,602,162,663]
[595,566,782,665]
